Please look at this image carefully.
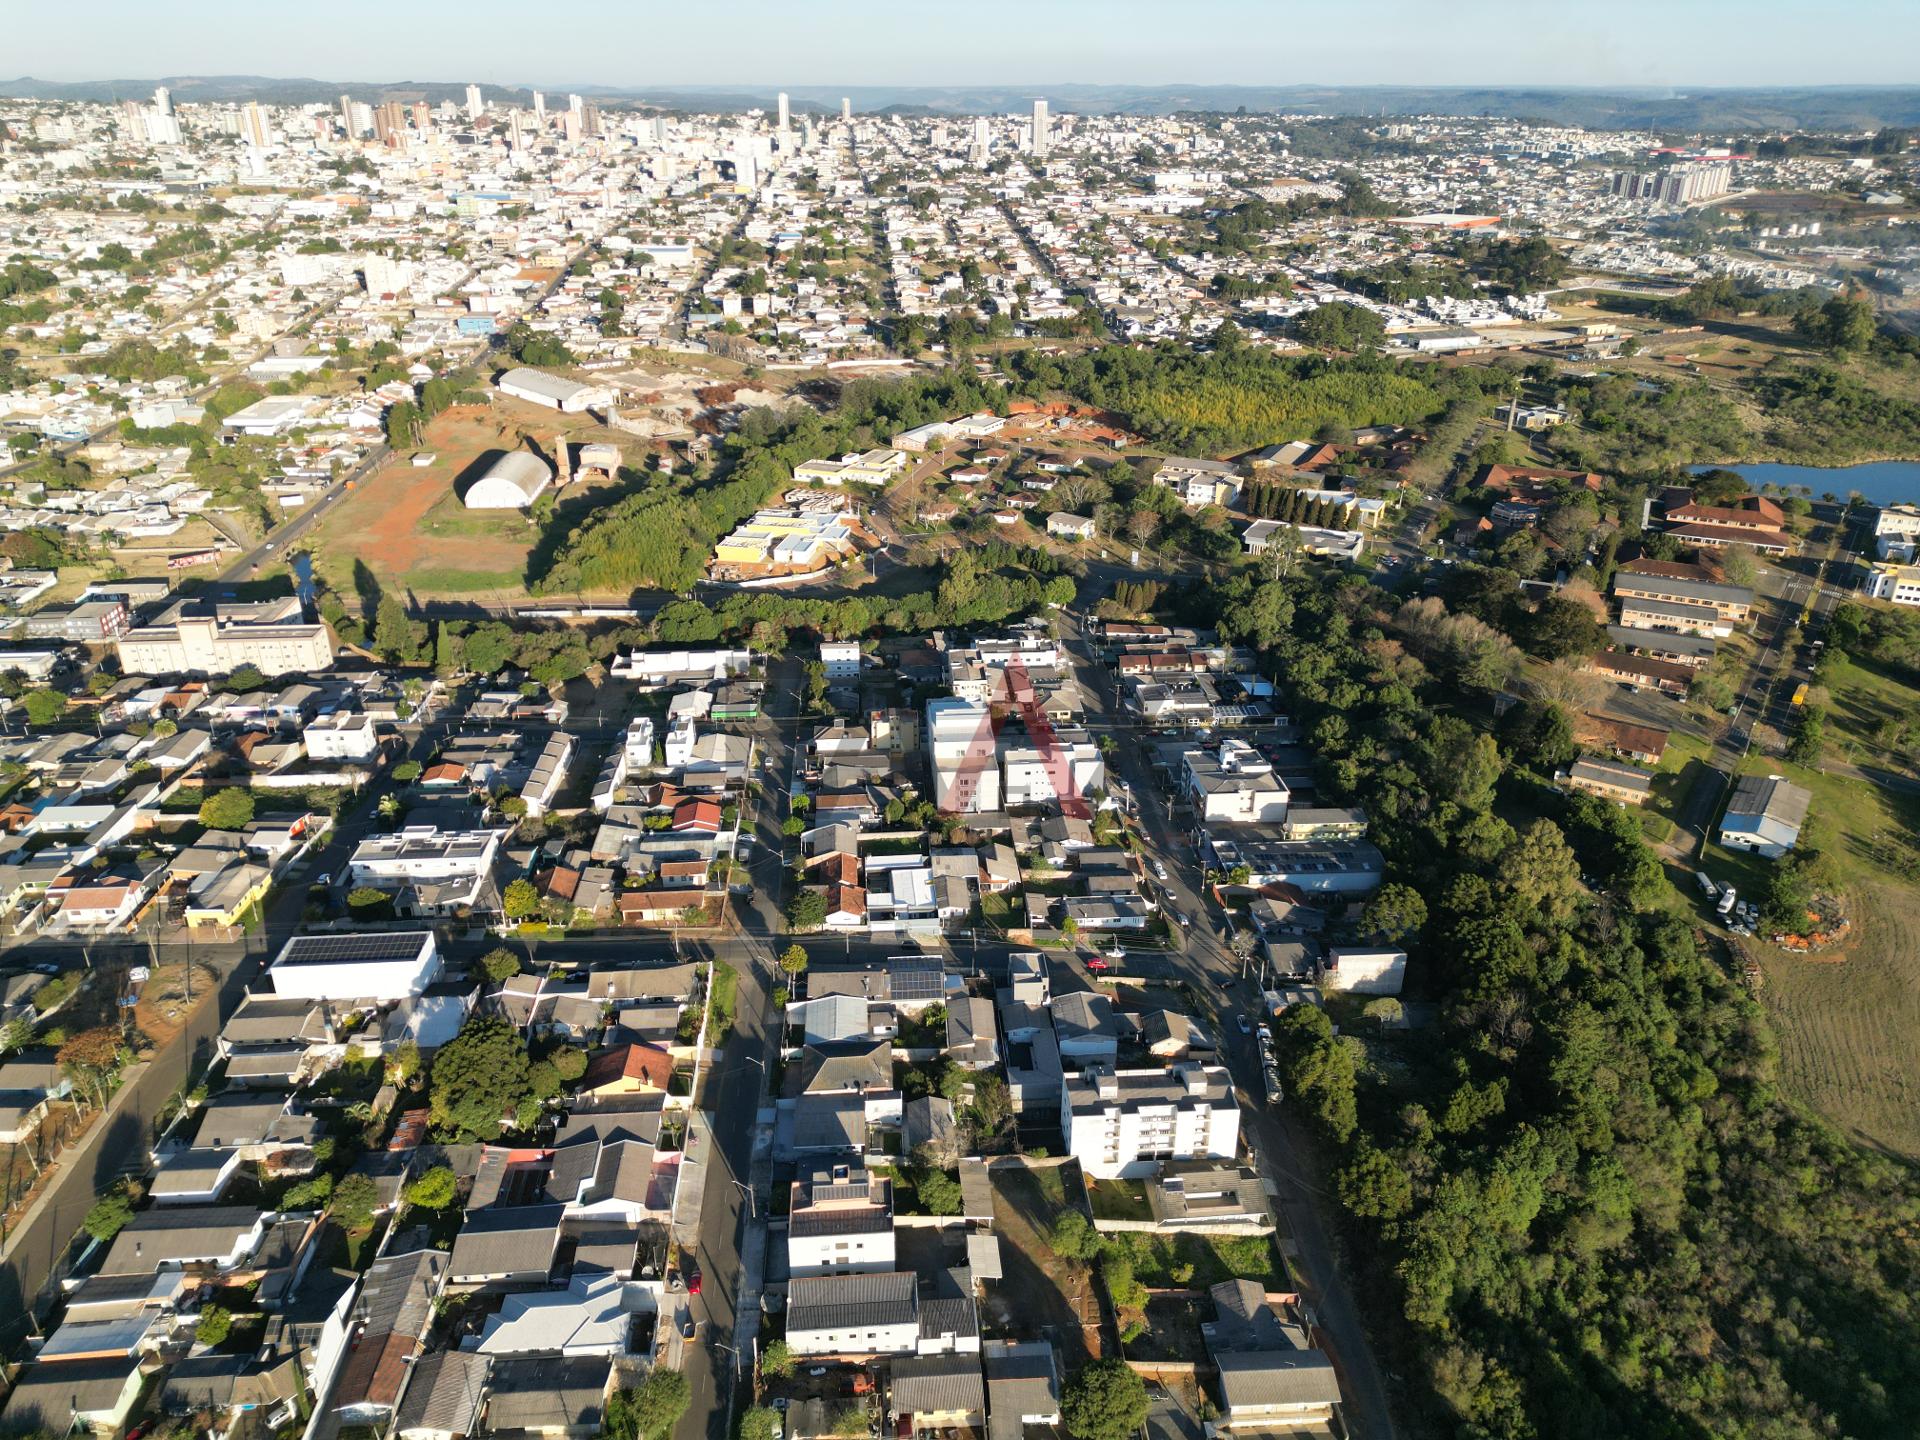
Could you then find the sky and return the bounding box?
[7,0,1918,91]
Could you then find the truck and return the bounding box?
[1716,886,1739,919]
[1696,872,1718,899]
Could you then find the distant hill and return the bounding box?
[4,76,1920,130]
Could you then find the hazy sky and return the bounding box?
[9,0,1918,90]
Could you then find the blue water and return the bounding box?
[1688,460,1920,507]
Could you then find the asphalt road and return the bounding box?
[1054,601,1401,1440]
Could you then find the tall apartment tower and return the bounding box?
[970,115,992,167]
[533,91,546,123]
[841,96,852,123]
[1031,98,1049,157]
[777,91,791,135]
[153,86,172,116]
[465,84,485,121]
[241,101,270,149]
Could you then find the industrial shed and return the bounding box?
[497,366,600,412]
[465,451,554,510]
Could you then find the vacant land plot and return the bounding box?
[305,400,637,602]
[1103,1228,1284,1291]
[1818,654,1918,776]
[986,1163,1109,1366]
[1710,751,1920,1159]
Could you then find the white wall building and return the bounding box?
[929,698,1000,813]
[1001,729,1104,807]
[624,716,657,768]
[305,712,379,762]
[1063,1064,1240,1180]
[1183,740,1289,824]
[785,1273,919,1357]
[1320,947,1407,996]
[267,931,441,1001]
[787,1165,896,1278]
[820,641,862,681]
[1873,504,1920,561]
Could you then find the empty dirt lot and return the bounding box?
[306,400,635,602]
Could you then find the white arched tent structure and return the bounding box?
[464,451,554,510]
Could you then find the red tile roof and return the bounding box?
[581,1042,676,1092]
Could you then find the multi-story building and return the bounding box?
[1864,561,1920,605]
[928,698,999,813]
[1183,740,1289,824]
[345,827,505,916]
[1063,1064,1240,1180]
[785,1272,920,1357]
[787,1163,896,1278]
[1155,456,1243,509]
[22,600,130,644]
[304,712,379,762]
[1871,503,1920,560]
[1608,160,1731,205]
[1613,570,1754,622]
[1001,728,1104,807]
[116,598,333,678]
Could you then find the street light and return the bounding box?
[730,1176,757,1219]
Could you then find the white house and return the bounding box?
[1046,512,1097,540]
[267,930,441,1001]
[1063,1064,1240,1179]
[346,827,505,915]
[1719,773,1811,858]
[305,712,379,762]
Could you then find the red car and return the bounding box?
[1085,956,1109,972]
[686,1266,702,1295]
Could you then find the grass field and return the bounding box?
[1717,748,1920,1160]
[1817,653,1919,775]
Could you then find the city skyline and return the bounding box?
[8,0,1920,91]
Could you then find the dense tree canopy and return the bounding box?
[1197,564,1920,1440]
[428,1014,533,1139]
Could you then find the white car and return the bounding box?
[1152,860,1169,880]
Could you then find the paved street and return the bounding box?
[1054,597,1401,1440]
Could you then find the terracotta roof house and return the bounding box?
[579,1042,677,1096]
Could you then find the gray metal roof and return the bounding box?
[1215,1348,1343,1410]
[787,1271,917,1333]
[394,1348,488,1438]
[890,1354,984,1415]
[447,1206,562,1280]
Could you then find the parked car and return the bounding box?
[1237,1015,1252,1035]
[686,1265,702,1295]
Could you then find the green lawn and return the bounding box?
[1818,653,1918,773]
[1102,1230,1282,1289]
[1085,1178,1152,1222]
